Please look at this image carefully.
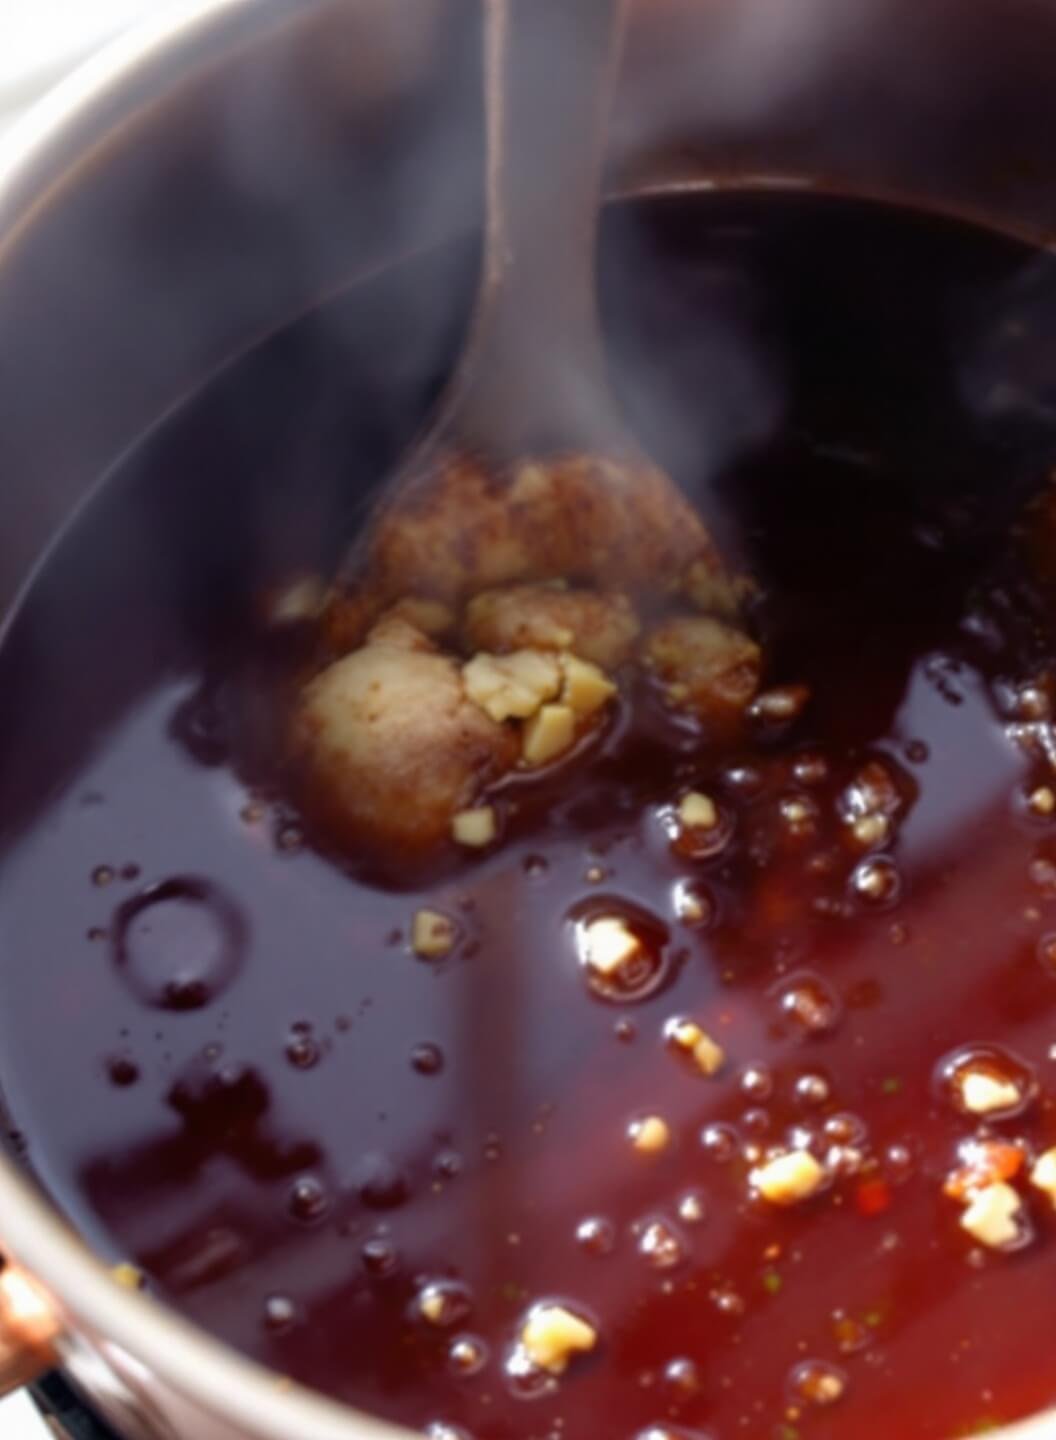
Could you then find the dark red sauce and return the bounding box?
[3,191,1056,1439]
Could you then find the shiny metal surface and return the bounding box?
[0,0,1054,1436]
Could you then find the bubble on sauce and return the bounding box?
[677,1190,708,1225]
[425,1425,472,1440]
[105,1055,140,1088]
[831,1309,874,1355]
[849,857,901,907]
[739,1064,773,1100]
[448,1333,488,1377]
[1029,855,1056,897]
[357,1153,411,1210]
[288,1175,329,1223]
[361,1236,399,1277]
[417,1279,473,1329]
[170,686,232,766]
[276,822,304,854]
[936,1044,1037,1118]
[522,854,549,880]
[635,1429,712,1440]
[672,878,714,928]
[112,876,245,1011]
[794,1072,832,1106]
[433,1149,463,1181]
[662,1356,702,1398]
[778,792,820,839]
[284,1023,320,1071]
[773,972,842,1037]
[789,1358,848,1407]
[700,1123,739,1162]
[576,1215,616,1256]
[792,751,830,787]
[719,761,766,799]
[824,1112,868,1146]
[636,1216,688,1270]
[411,1042,445,1075]
[1038,933,1056,975]
[572,898,672,1004]
[263,1294,298,1334]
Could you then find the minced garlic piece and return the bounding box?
[581,916,640,977]
[560,654,616,718]
[629,1115,671,1154]
[412,909,457,959]
[419,1290,447,1324]
[451,806,497,848]
[667,1018,725,1076]
[960,1070,1022,1116]
[267,574,327,625]
[463,650,561,722]
[523,703,576,766]
[679,792,718,831]
[519,1303,597,1374]
[1029,785,1056,817]
[960,1181,1024,1249]
[750,1150,826,1206]
[1030,1147,1056,1206]
[111,1262,145,1291]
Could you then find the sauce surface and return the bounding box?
[4,192,1056,1440]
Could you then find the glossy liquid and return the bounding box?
[3,192,1056,1440]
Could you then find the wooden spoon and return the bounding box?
[330,0,743,634]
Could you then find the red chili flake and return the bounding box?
[855,1179,892,1217]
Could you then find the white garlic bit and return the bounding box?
[451,806,497,848]
[750,1150,826,1206]
[665,1017,725,1076]
[678,791,718,831]
[522,703,576,766]
[518,1302,597,1375]
[412,909,457,959]
[580,917,640,978]
[1030,1147,1056,1206]
[959,1069,1022,1116]
[629,1115,671,1154]
[463,649,561,723]
[960,1181,1027,1250]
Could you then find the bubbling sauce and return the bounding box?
[4,191,1056,1439]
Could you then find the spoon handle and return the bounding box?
[453,0,631,457]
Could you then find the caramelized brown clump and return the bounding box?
[464,583,641,670]
[291,615,517,852]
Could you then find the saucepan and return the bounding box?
[0,0,1055,1436]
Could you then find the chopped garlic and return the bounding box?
[629,1115,671,1154]
[519,1303,597,1374]
[581,916,640,977]
[560,654,616,718]
[267,574,327,625]
[679,792,718,831]
[412,909,457,959]
[1030,786,1056,817]
[960,1181,1024,1249]
[111,1262,145,1291]
[666,1018,725,1076]
[522,703,576,766]
[750,1150,826,1206]
[960,1070,1022,1116]
[419,1290,447,1324]
[851,813,890,848]
[463,650,561,722]
[1030,1147,1056,1206]
[451,806,497,848]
